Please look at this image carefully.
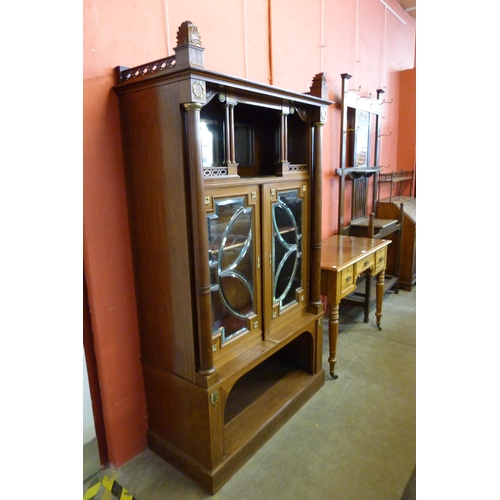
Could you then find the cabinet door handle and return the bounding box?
[269,252,272,267]
[257,255,260,270]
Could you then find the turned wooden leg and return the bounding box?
[328,303,340,379]
[363,271,370,323]
[375,270,385,330]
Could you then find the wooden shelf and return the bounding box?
[224,336,315,451]
[378,170,414,201]
[336,166,380,179]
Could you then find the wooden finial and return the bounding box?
[309,72,328,99]
[176,20,202,47]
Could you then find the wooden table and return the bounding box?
[320,235,391,378]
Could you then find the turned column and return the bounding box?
[220,95,239,177]
[328,303,339,379]
[308,73,328,312]
[338,73,352,233]
[309,118,325,310]
[372,88,385,214]
[276,108,290,175]
[280,111,288,163]
[375,270,385,330]
[184,102,215,376]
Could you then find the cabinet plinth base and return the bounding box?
[147,368,324,494]
[398,278,416,291]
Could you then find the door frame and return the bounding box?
[83,267,108,467]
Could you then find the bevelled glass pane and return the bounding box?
[207,197,255,343]
[272,190,302,309]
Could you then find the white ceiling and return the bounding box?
[396,0,416,20]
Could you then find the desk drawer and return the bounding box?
[340,266,355,295]
[355,254,375,275]
[374,248,387,274]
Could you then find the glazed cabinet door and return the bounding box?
[205,184,263,365]
[262,180,309,334]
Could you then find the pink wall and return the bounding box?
[83,0,415,467]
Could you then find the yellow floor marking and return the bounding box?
[83,482,100,500]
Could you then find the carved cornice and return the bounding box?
[114,21,205,85]
[309,72,329,99]
[115,56,176,84]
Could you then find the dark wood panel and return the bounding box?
[143,361,222,469]
[377,197,416,290]
[118,84,197,380]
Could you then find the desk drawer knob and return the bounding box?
[378,257,384,263]
[363,260,370,266]
[345,276,351,283]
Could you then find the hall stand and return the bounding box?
[334,73,403,321]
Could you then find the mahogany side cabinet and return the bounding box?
[113,21,332,493]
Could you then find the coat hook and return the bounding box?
[356,93,372,100]
[378,132,392,138]
[379,164,391,170]
[381,98,393,105]
[345,85,361,94]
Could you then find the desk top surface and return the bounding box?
[321,235,390,271]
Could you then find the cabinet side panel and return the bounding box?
[375,203,397,277]
[143,362,217,469]
[377,200,416,289]
[118,84,196,381]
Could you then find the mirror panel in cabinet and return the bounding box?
[200,97,281,178]
[234,103,279,177]
[287,109,308,168]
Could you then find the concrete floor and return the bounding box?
[84,285,416,500]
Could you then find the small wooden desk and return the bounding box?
[321,235,391,378]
